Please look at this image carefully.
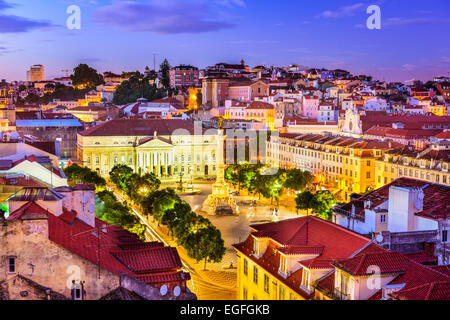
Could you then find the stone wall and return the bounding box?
[0,219,120,300]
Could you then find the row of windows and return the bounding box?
[242,257,297,300]
[274,144,376,163]
[87,154,216,165]
[378,167,449,185]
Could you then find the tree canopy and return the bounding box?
[96,190,146,240]
[159,59,171,91]
[113,74,165,105]
[295,190,337,220]
[63,164,106,188]
[70,64,104,89]
[109,168,226,269]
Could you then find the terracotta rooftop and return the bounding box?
[79,119,204,137]
[335,178,450,222]
[7,197,188,290]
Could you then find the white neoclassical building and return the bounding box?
[77,119,218,179]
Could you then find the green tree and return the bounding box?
[113,74,164,105]
[142,188,181,221]
[24,93,40,104]
[64,164,106,188]
[161,201,192,239]
[97,190,146,240]
[70,63,104,89]
[109,165,134,192]
[295,191,316,216]
[184,224,226,270]
[160,59,171,91]
[311,190,337,221]
[284,169,314,193]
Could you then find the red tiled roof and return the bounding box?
[1,176,46,188]
[299,258,335,269]
[278,245,324,256]
[431,265,450,277]
[111,247,182,273]
[434,131,450,140]
[387,260,450,297]
[79,119,201,137]
[365,126,442,140]
[59,209,77,224]
[7,202,49,220]
[246,101,274,110]
[25,208,189,288]
[403,251,438,265]
[360,114,450,132]
[391,281,450,300]
[334,251,410,276]
[233,216,372,299]
[136,271,191,284]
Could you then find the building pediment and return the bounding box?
[137,137,173,149]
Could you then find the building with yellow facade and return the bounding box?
[233,216,374,300]
[374,144,450,188]
[267,133,402,201]
[234,215,449,301]
[224,101,275,130]
[77,119,218,179]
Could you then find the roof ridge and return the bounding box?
[354,254,367,274]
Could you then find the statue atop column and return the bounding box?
[202,123,237,215]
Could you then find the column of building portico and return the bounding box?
[145,151,150,173]
[156,151,161,177]
[164,152,169,177]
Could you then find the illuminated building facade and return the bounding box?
[77,119,218,179]
[26,65,45,82]
[267,133,402,201]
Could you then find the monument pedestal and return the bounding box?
[202,127,237,215]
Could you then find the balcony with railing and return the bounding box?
[333,288,351,300]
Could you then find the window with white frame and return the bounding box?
[279,255,287,274]
[301,268,310,290]
[253,238,259,256]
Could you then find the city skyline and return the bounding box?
[0,0,449,82]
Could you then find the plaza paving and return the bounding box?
[167,182,304,299]
[112,182,304,300]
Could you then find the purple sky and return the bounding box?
[0,0,449,82]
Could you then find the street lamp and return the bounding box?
[139,186,149,194]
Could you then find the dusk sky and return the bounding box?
[0,0,449,82]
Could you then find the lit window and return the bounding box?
[253,266,258,284]
[301,268,310,290]
[279,285,285,300]
[264,274,270,294]
[243,259,248,276]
